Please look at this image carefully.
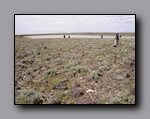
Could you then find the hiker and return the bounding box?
[114,33,119,47]
[64,35,66,39]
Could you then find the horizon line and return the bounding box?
[15,32,135,36]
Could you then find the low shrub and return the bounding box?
[52,58,63,65]
[109,92,135,104]
[88,70,103,80]
[64,61,79,70]
[49,95,62,104]
[15,89,42,104]
[45,68,57,77]
[99,61,111,71]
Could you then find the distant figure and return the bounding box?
[64,35,66,39]
[68,36,70,39]
[120,34,122,38]
[114,33,119,47]
[101,35,103,38]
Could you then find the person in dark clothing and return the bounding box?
[114,33,119,47]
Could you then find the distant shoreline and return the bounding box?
[15,32,135,37]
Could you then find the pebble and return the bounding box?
[86,89,95,93]
[79,77,83,80]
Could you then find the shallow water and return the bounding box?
[24,35,135,39]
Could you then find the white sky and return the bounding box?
[15,15,135,35]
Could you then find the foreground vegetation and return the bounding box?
[15,36,135,104]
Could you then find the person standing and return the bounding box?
[114,33,119,47]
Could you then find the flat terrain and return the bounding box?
[24,35,134,39]
[15,36,135,104]
[16,32,135,38]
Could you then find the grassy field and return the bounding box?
[15,36,135,104]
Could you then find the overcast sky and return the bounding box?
[15,15,135,35]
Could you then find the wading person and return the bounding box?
[114,33,119,47]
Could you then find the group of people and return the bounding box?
[64,35,70,39]
[63,33,121,47]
